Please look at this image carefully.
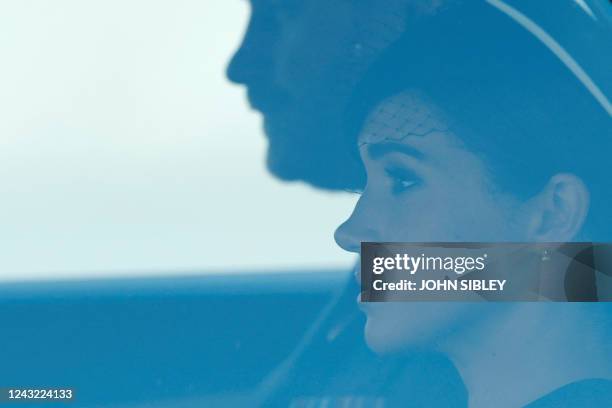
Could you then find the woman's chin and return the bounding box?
[362,303,466,354]
[364,314,420,354]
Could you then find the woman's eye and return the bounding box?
[386,168,420,194]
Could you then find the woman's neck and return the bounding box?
[439,304,612,408]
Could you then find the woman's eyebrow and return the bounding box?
[365,141,425,160]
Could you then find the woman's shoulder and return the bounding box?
[526,379,612,408]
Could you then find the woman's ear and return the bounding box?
[526,173,590,242]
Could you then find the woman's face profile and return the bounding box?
[335,91,530,353]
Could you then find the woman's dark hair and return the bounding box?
[344,1,612,239]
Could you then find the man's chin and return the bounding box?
[265,145,345,189]
[262,120,301,180]
[261,114,366,189]
[265,139,365,190]
[265,147,301,182]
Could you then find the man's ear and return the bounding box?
[526,173,590,242]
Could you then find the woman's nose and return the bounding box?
[334,220,360,253]
[335,202,379,253]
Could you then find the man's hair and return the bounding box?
[345,1,612,239]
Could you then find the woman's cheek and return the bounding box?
[382,183,473,240]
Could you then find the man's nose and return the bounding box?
[226,13,276,85]
[226,43,252,85]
